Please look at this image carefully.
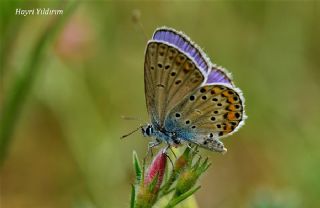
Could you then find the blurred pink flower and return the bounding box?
[54,16,94,62]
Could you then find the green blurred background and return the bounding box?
[1,1,320,208]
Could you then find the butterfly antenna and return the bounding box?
[121,115,143,122]
[120,125,142,139]
[131,9,148,41]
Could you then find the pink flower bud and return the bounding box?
[145,149,167,192]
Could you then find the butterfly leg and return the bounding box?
[163,147,175,170]
[145,138,162,158]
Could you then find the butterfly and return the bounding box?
[139,27,247,153]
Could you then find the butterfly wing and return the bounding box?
[207,65,234,86]
[164,84,246,152]
[144,27,246,152]
[144,27,211,128]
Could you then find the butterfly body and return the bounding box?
[141,27,247,153]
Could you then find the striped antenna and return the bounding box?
[120,125,142,139]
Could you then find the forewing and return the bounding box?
[144,28,211,127]
[165,84,246,152]
[144,42,205,127]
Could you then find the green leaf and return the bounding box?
[164,161,169,184]
[160,170,176,193]
[133,151,142,183]
[149,172,159,193]
[165,186,201,208]
[130,184,136,208]
[200,158,211,173]
[164,188,175,195]
[192,156,201,171]
[141,157,147,186]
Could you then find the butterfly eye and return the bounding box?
[212,98,218,102]
[171,72,176,76]
[143,125,153,136]
[158,63,163,68]
[165,65,170,70]
[185,120,190,124]
[175,113,181,118]
[210,117,216,121]
[201,95,207,100]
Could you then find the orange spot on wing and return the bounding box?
[224,123,233,133]
[212,87,222,94]
[203,86,210,91]
[228,105,236,111]
[228,97,235,103]
[227,112,236,120]
[222,91,230,97]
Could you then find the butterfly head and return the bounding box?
[141,124,154,137]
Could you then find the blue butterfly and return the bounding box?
[138,27,246,153]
